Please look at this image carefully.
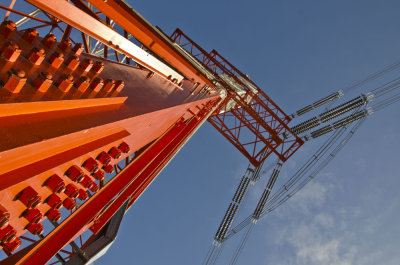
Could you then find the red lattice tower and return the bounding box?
[171,29,303,166]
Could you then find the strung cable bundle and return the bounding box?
[204,58,400,265]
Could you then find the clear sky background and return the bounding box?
[88,0,400,264]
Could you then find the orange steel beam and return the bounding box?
[85,0,214,87]
[14,96,222,265]
[0,97,127,118]
[26,0,183,82]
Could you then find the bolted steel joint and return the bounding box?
[90,77,104,92]
[0,21,17,38]
[2,69,27,93]
[34,72,53,93]
[1,41,21,62]
[28,48,46,66]
[22,28,39,43]
[56,74,74,93]
[42,33,57,48]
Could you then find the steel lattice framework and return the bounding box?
[0,0,303,264]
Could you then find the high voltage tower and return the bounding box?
[0,1,399,264]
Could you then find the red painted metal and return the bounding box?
[0,0,303,262]
[170,29,304,166]
[14,97,221,265]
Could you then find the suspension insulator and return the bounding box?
[332,109,369,129]
[319,96,365,123]
[215,203,236,241]
[311,125,333,138]
[313,91,343,109]
[232,177,246,203]
[253,165,281,219]
[296,105,313,117]
[220,204,238,240]
[291,117,320,135]
[237,178,251,204]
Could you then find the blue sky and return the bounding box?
[81,0,400,264]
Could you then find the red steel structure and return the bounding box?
[0,0,303,264]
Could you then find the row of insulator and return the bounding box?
[0,142,130,254]
[296,91,343,116]
[291,95,366,136]
[310,109,370,138]
[310,125,334,139]
[252,165,281,220]
[319,95,366,123]
[291,117,320,135]
[0,21,125,94]
[232,176,251,204]
[214,203,238,242]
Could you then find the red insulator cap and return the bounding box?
[45,174,65,193]
[46,208,61,222]
[26,223,44,235]
[23,208,42,224]
[79,174,94,189]
[65,165,84,183]
[64,184,79,198]
[88,182,99,193]
[82,157,99,173]
[108,146,121,159]
[102,164,114,174]
[45,193,62,209]
[92,170,105,181]
[0,209,10,229]
[0,225,16,244]
[18,186,41,208]
[2,237,21,254]
[77,189,89,201]
[97,151,111,165]
[118,142,130,153]
[63,197,77,210]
